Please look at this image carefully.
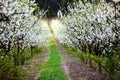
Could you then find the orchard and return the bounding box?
[0,0,120,80]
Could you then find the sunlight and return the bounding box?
[41,20,49,28]
[50,19,60,32]
[50,19,64,35]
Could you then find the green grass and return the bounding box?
[37,40,66,80]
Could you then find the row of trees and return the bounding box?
[0,0,51,79]
[57,0,120,79]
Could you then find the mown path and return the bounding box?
[37,40,67,80]
[22,39,99,80]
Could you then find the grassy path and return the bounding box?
[37,40,67,80]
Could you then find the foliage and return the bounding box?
[34,0,79,17]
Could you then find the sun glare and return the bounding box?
[50,19,64,34]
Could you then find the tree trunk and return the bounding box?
[89,59,93,67]
[30,46,33,57]
[98,63,102,80]
[14,45,20,66]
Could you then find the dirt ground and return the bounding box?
[22,45,50,80]
[58,45,101,80]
